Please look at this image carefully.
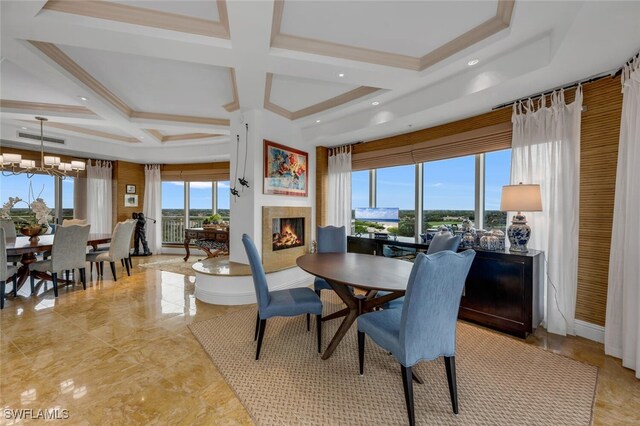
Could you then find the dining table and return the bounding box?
[296,252,414,360]
[5,233,112,295]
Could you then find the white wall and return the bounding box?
[229,109,315,264]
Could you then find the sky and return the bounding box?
[352,149,511,211]
[162,181,230,210]
[0,174,74,209]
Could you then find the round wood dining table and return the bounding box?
[297,253,414,360]
[5,233,112,295]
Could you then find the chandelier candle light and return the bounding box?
[500,183,543,253]
[0,117,85,178]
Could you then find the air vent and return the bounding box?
[17,132,65,145]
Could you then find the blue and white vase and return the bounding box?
[507,214,531,253]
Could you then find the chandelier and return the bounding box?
[0,116,85,178]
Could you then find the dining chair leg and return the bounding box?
[358,331,366,375]
[124,258,131,276]
[444,356,459,414]
[79,267,87,290]
[12,274,18,297]
[316,314,322,353]
[254,311,260,341]
[128,256,132,269]
[30,271,36,295]
[65,270,70,283]
[99,262,104,277]
[401,365,415,426]
[306,313,310,331]
[51,272,59,298]
[109,262,117,281]
[121,259,125,267]
[0,280,5,309]
[256,319,267,360]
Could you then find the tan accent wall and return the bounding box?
[112,161,145,224]
[317,76,623,327]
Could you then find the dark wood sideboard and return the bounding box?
[347,235,544,338]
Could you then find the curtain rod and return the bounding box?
[491,68,617,111]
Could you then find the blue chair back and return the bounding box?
[317,226,347,253]
[242,234,270,312]
[427,232,461,255]
[399,250,475,366]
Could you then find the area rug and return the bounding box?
[189,293,598,425]
[138,257,198,276]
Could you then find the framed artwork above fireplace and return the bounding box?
[263,140,308,197]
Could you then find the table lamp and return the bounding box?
[500,183,542,253]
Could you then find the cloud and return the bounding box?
[432,183,443,187]
[217,181,230,188]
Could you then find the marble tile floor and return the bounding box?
[1,255,638,425]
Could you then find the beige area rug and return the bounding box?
[138,256,198,276]
[189,292,598,426]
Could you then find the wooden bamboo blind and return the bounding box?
[352,122,512,170]
[161,162,230,182]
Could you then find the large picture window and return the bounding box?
[350,149,512,239]
[0,173,68,224]
[376,165,415,237]
[484,149,511,231]
[161,180,230,244]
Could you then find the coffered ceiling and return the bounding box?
[1,0,639,163]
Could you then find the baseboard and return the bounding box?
[574,319,605,343]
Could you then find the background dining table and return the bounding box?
[297,252,414,360]
[5,233,112,295]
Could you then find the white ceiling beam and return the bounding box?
[225,1,274,110]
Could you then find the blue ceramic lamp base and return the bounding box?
[507,213,531,253]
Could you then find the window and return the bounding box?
[62,177,74,221]
[351,170,370,215]
[376,165,415,237]
[484,149,511,231]
[423,156,475,232]
[189,182,213,228]
[217,181,230,222]
[161,181,185,244]
[0,173,57,223]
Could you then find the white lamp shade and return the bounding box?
[19,159,36,169]
[58,162,73,171]
[500,184,542,212]
[71,160,86,170]
[44,156,61,166]
[3,153,22,164]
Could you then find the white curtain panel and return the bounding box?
[511,87,582,336]
[143,164,162,254]
[327,147,352,230]
[86,160,112,234]
[605,55,640,378]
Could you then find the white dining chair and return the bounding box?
[86,220,136,281]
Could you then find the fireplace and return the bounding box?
[272,217,305,251]
[262,206,311,269]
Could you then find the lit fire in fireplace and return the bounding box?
[272,218,304,251]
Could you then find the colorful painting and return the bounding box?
[263,140,308,197]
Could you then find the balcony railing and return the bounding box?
[162,216,207,244]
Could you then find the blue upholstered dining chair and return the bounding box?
[379,232,461,309]
[357,250,476,426]
[313,226,347,297]
[242,234,323,360]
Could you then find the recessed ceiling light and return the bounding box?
[78,96,88,101]
[467,58,480,66]
[21,126,27,130]
[316,120,321,123]
[139,136,145,139]
[338,73,345,77]
[371,101,380,106]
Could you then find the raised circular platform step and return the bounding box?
[193,257,313,305]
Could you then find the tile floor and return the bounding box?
[1,255,638,425]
